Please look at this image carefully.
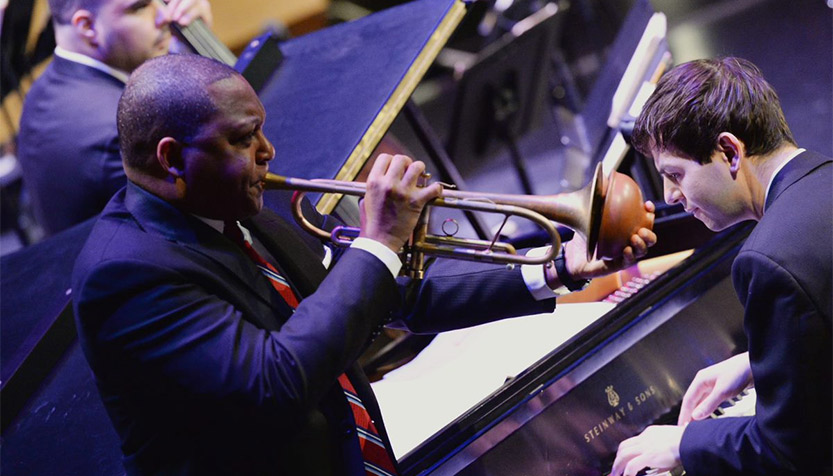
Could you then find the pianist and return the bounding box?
[71,54,655,475]
[611,57,832,476]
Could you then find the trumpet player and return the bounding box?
[72,54,656,476]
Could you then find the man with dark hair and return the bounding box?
[72,54,656,475]
[16,0,210,236]
[611,57,831,476]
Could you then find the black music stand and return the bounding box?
[445,3,566,195]
[563,0,669,189]
[253,0,466,214]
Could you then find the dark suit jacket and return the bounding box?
[680,150,832,475]
[17,55,126,236]
[72,182,554,475]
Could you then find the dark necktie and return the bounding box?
[223,221,398,476]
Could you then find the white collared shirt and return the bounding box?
[54,46,130,83]
[198,217,335,270]
[763,148,805,209]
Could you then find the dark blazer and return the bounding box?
[17,55,127,236]
[72,182,554,475]
[680,150,832,475]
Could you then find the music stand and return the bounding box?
[563,0,670,188]
[254,0,466,215]
[445,3,566,195]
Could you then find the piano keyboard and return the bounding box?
[602,272,662,304]
[639,389,757,476]
[557,250,694,306]
[712,388,756,418]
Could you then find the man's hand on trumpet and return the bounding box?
[546,201,657,288]
[359,154,443,253]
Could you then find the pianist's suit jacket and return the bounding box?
[17,55,126,236]
[680,150,832,475]
[72,181,555,476]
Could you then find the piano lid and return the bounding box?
[249,0,466,215]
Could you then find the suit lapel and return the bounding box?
[123,183,293,326]
[51,55,126,89]
[766,150,832,211]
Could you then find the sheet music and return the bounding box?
[372,302,615,458]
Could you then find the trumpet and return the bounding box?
[263,163,652,279]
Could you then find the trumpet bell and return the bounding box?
[443,163,651,261]
[592,164,653,260]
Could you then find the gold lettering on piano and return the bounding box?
[606,385,620,407]
[583,385,658,443]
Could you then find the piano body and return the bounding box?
[376,222,750,475]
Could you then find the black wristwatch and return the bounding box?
[553,245,590,292]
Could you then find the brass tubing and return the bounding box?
[263,162,652,267]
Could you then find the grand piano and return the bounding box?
[0,1,751,474]
[373,221,750,475]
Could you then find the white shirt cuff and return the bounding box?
[521,246,566,299]
[351,240,563,294]
[351,237,402,278]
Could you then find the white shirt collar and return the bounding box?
[197,216,334,269]
[764,148,804,207]
[196,217,254,244]
[54,46,130,83]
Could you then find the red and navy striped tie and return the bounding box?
[224,221,300,307]
[224,222,398,475]
[338,374,398,476]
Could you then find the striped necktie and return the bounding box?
[223,221,398,475]
[223,221,299,307]
[338,374,398,476]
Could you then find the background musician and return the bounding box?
[72,54,656,475]
[16,0,212,236]
[611,57,832,476]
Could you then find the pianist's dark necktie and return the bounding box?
[223,221,398,476]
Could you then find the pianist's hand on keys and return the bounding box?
[634,389,758,476]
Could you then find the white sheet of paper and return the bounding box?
[372,301,615,458]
